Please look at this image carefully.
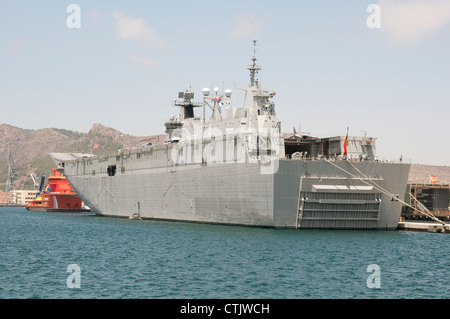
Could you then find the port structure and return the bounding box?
[5,150,17,192]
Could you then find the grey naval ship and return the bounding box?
[51,41,410,230]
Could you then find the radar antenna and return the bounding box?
[173,89,202,120]
[246,40,262,87]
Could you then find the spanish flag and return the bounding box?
[343,127,349,156]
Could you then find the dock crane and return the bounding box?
[5,150,17,192]
[29,172,40,190]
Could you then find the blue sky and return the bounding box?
[1,0,449,165]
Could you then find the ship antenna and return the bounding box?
[246,40,262,87]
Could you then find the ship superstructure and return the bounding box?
[50,41,410,229]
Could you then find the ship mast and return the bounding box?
[240,40,276,117]
[173,89,202,120]
[246,40,262,87]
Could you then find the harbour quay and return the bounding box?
[397,220,450,233]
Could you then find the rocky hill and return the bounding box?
[0,123,164,190]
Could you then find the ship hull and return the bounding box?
[26,166,91,213]
[58,156,410,230]
[26,207,92,213]
[26,193,89,213]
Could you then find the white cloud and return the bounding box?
[229,13,263,38]
[378,0,450,44]
[110,10,169,49]
[128,53,158,69]
[87,9,104,23]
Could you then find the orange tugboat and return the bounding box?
[26,167,91,212]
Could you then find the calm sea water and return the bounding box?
[0,207,449,299]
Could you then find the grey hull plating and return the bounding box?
[56,154,409,230]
